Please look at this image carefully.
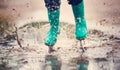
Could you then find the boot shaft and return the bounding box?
[47,9,60,31]
[72,1,85,19]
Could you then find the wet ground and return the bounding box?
[0,22,120,70]
[0,0,120,70]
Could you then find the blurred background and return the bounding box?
[0,0,120,35]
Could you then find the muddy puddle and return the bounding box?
[0,22,120,70]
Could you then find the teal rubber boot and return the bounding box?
[72,1,88,40]
[45,9,60,46]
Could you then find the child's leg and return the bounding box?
[68,0,83,5]
[44,0,61,47]
[68,0,88,40]
[44,0,61,11]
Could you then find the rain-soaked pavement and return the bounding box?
[0,22,120,70]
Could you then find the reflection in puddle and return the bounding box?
[77,60,89,70]
[45,55,89,70]
[45,55,61,70]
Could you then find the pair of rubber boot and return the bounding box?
[45,1,88,46]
